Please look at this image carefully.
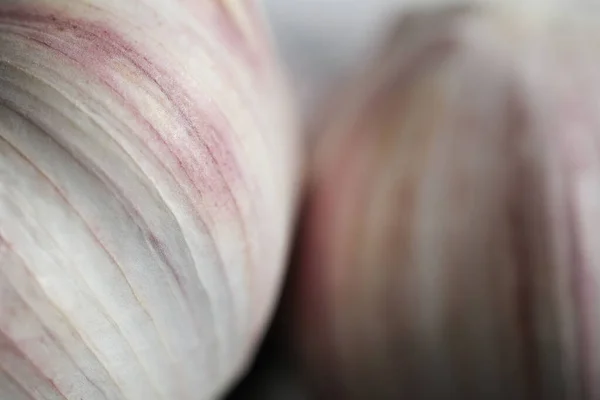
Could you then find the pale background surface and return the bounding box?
[263,0,406,114]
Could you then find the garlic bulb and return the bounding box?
[290,3,600,399]
[0,1,299,399]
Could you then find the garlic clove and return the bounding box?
[290,3,600,399]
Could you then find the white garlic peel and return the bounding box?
[0,1,300,399]
[291,2,600,399]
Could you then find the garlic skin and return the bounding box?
[291,3,600,399]
[0,1,299,399]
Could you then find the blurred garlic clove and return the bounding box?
[290,2,600,399]
[0,1,300,399]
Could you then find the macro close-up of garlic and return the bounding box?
[1,0,600,399]
[0,0,300,399]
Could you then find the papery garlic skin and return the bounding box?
[0,1,300,399]
[291,3,600,399]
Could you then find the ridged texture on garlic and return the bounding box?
[0,1,299,399]
[292,3,600,399]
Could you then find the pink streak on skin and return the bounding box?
[0,316,64,400]
[176,0,269,75]
[0,233,122,400]
[0,5,262,355]
[0,241,57,400]
[215,3,251,51]
[213,2,265,75]
[0,10,248,216]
